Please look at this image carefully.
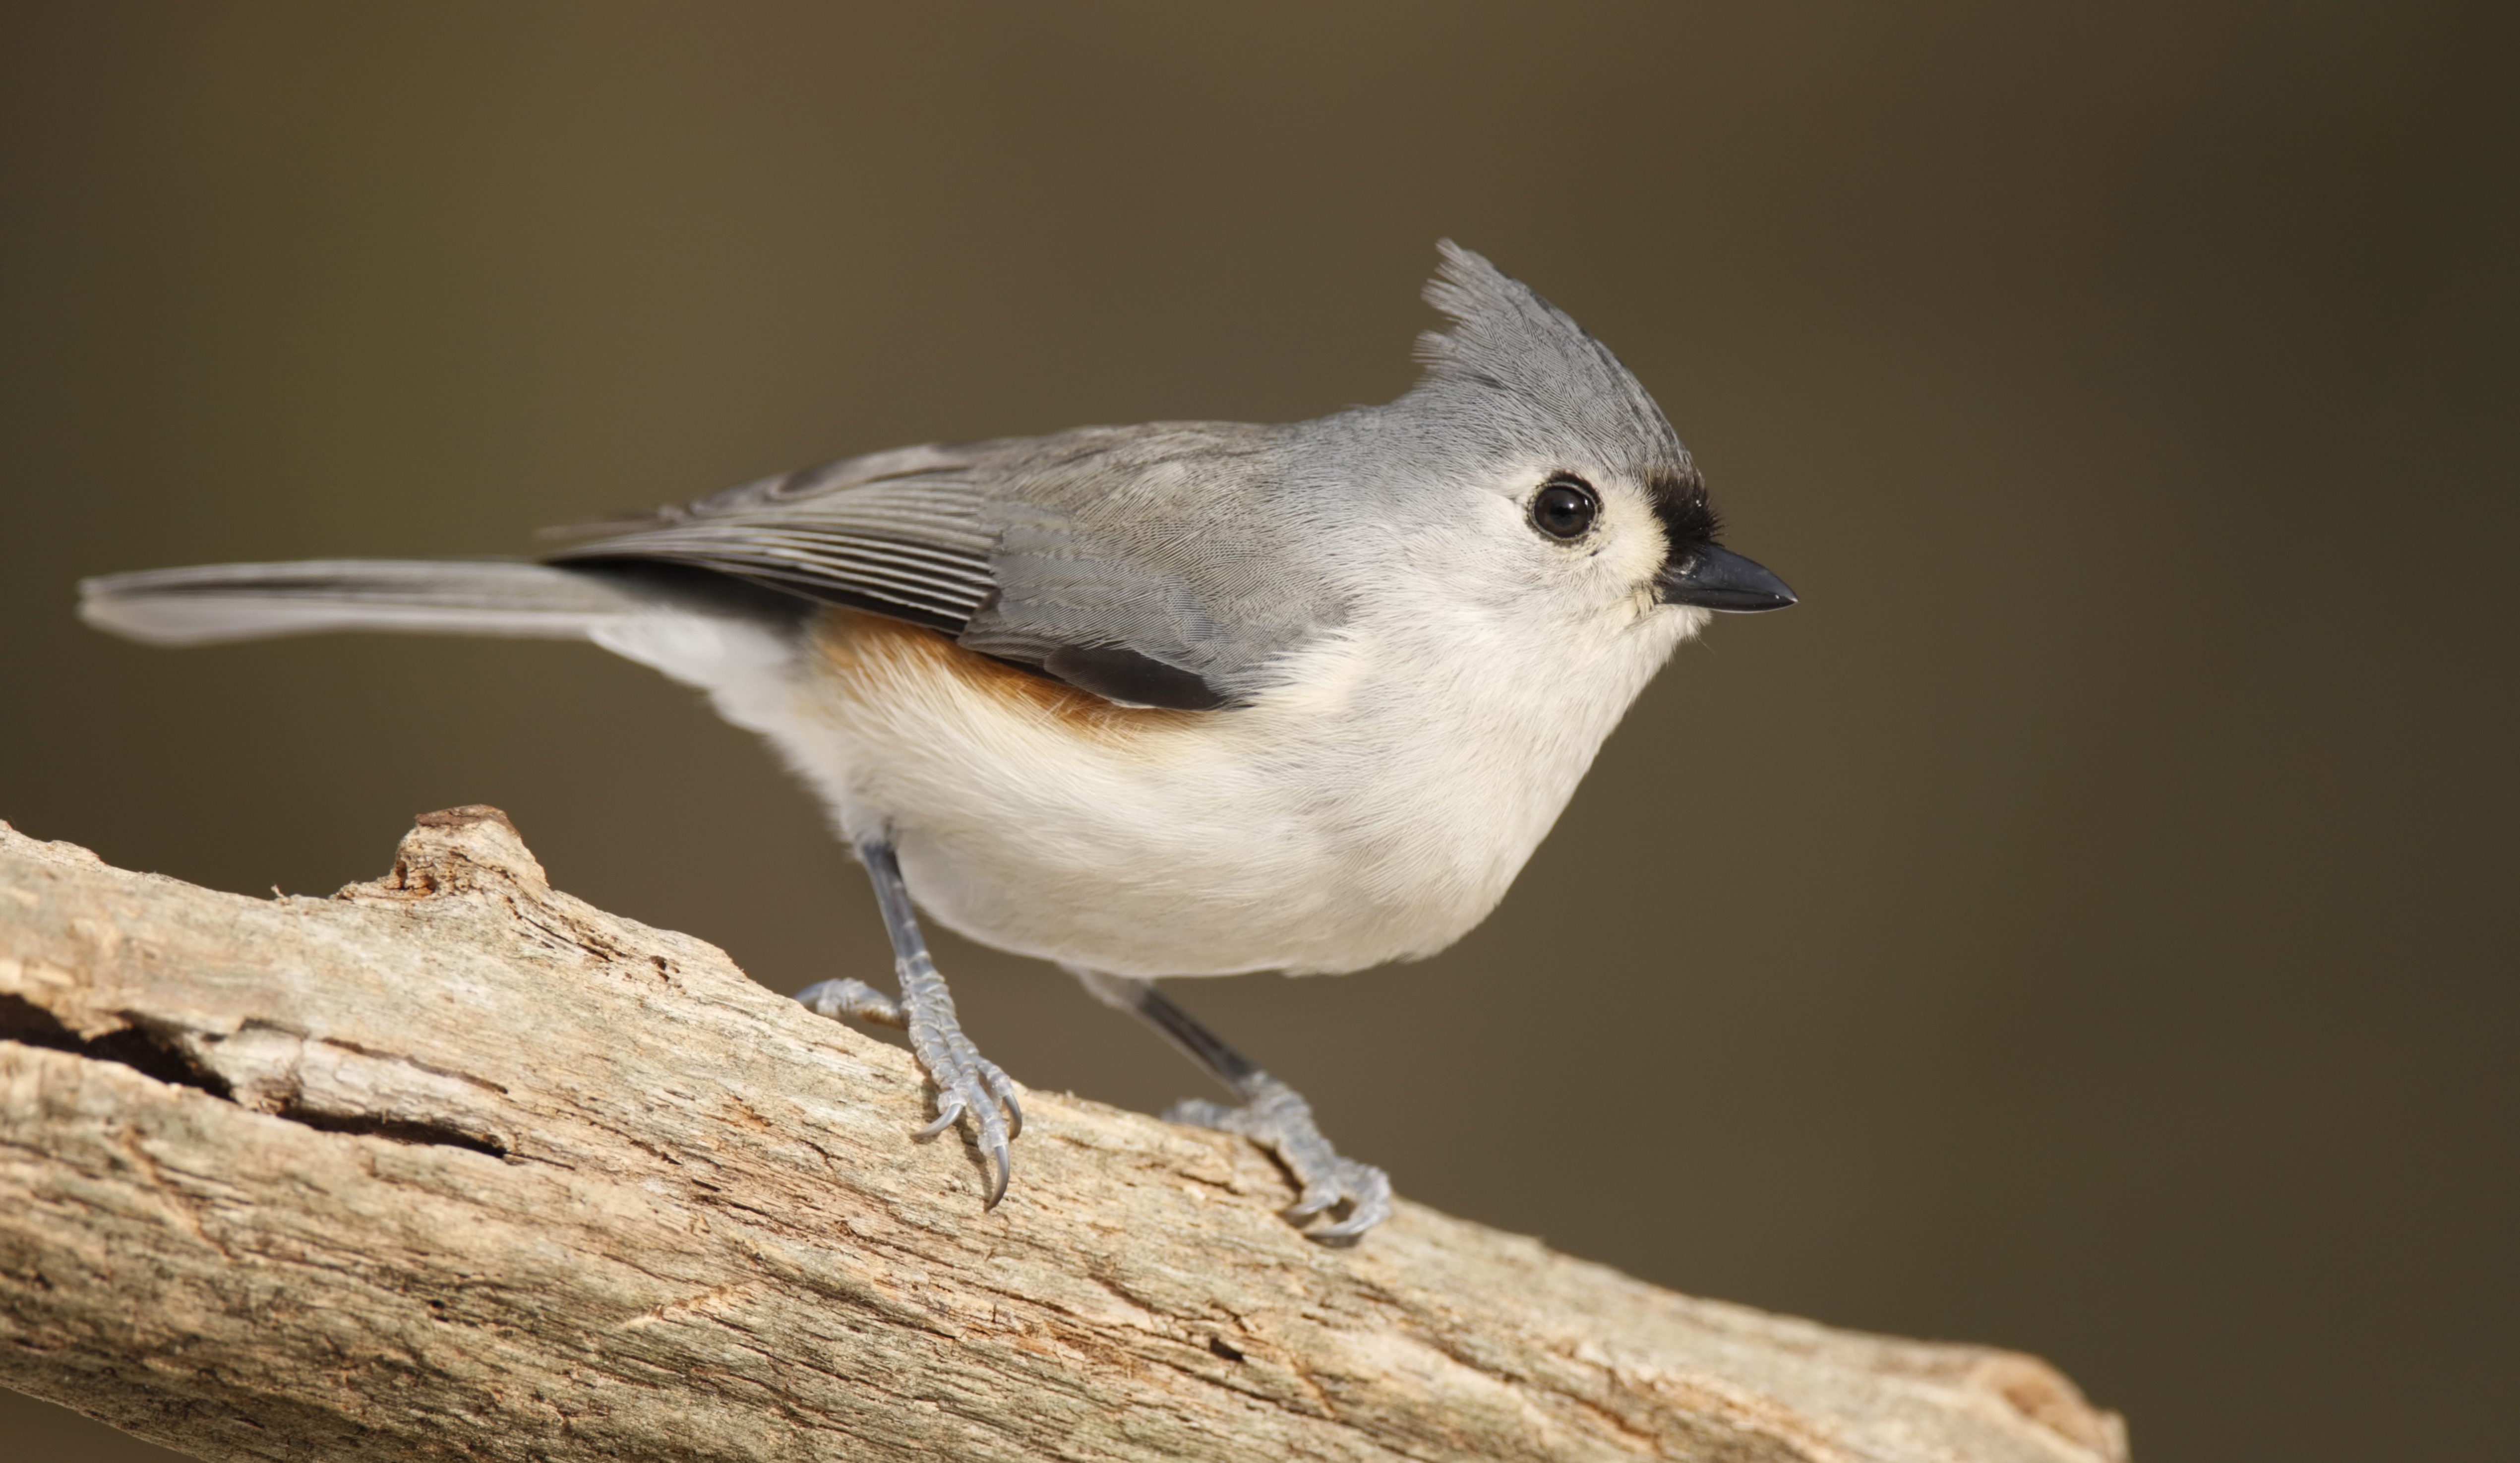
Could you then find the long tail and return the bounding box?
[78,559,674,646]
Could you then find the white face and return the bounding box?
[1514,461,1683,619]
[1326,456,1714,743]
[1389,456,1700,637]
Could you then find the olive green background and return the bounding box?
[2,4,2512,1460]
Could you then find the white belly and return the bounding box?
[606,606,1691,978]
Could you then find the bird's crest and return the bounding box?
[1410,241,1688,474]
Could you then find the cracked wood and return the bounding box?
[0,808,2129,1462]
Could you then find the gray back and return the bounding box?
[549,244,1694,708]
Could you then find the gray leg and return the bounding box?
[1071,968,1391,1242]
[798,840,1022,1207]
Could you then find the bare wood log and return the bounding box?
[0,807,2127,1463]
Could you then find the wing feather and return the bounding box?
[540,425,1339,710]
[545,446,998,632]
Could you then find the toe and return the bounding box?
[977,1058,1024,1139]
[916,1068,971,1140]
[1285,1181,1342,1220]
[927,1057,1015,1207]
[1305,1163,1393,1242]
[964,1071,1014,1207]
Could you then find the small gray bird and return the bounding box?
[80,244,1793,1240]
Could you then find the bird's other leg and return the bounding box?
[797,841,1022,1207]
[1068,968,1391,1242]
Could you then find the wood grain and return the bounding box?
[0,808,2127,1462]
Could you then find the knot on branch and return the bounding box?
[377,804,548,897]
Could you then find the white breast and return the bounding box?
[604,602,1698,978]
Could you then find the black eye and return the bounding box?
[1530,476,1598,540]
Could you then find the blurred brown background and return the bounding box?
[2,3,2511,1459]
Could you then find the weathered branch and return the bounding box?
[0,808,2126,1462]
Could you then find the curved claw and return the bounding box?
[982,1132,1012,1209]
[917,1097,965,1140]
[914,1053,1019,1206]
[959,1065,1015,1208]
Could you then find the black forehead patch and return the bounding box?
[1648,469,1722,550]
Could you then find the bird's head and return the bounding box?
[1342,243,1793,675]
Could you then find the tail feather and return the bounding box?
[78,559,660,647]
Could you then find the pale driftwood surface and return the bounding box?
[0,809,2127,1463]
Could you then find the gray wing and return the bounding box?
[545,427,1342,709]
[546,443,996,634]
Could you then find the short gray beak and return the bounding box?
[1656,546,1797,612]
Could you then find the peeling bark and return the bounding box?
[0,808,2127,1462]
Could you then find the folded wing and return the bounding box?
[545,443,997,635]
[547,427,1336,711]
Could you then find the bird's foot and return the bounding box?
[906,1014,1023,1208]
[797,972,1024,1207]
[1168,1076,1391,1242]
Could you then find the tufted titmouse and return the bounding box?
[80,244,1793,1240]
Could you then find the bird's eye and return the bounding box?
[1530,476,1599,540]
